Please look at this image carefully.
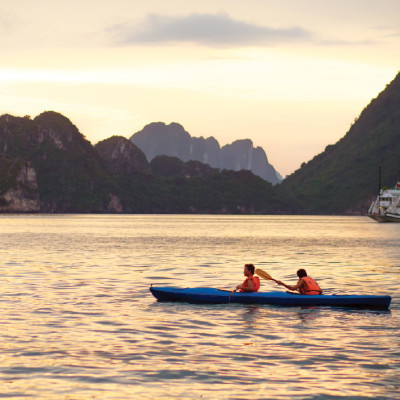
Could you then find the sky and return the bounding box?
[1,0,399,177]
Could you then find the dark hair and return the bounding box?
[297,269,307,278]
[245,263,255,275]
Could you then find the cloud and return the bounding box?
[319,39,375,46]
[0,11,15,31]
[110,13,312,47]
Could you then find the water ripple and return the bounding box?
[0,215,399,399]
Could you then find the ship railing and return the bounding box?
[368,198,379,215]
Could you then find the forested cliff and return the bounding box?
[280,71,400,214]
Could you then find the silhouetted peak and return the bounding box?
[95,135,149,174]
[131,122,281,184]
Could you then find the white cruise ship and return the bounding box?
[368,182,400,222]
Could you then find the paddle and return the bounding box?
[255,268,279,284]
[229,288,238,301]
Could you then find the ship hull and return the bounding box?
[385,213,400,222]
[368,213,400,222]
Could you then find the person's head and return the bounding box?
[244,263,255,276]
[297,269,307,278]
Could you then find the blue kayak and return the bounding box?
[150,286,391,309]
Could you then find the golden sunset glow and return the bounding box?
[1,0,399,176]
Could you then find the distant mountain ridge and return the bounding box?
[0,112,285,213]
[1,71,399,214]
[130,122,282,185]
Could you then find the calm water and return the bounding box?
[0,215,399,399]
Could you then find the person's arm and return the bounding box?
[276,279,304,292]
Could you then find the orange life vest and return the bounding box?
[299,276,321,295]
[240,276,260,292]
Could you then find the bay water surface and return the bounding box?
[0,215,399,399]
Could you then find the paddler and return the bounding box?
[236,264,260,292]
[276,269,323,295]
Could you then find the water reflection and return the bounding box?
[0,215,398,399]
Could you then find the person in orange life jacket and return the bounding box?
[276,269,323,295]
[236,264,260,292]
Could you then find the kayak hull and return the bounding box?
[150,286,391,309]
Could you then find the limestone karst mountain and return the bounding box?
[0,112,285,213]
[1,70,399,214]
[130,122,282,184]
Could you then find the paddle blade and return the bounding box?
[255,268,274,281]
